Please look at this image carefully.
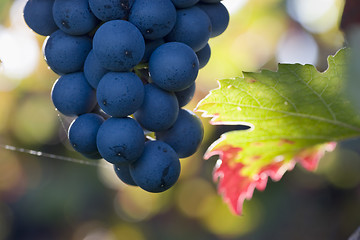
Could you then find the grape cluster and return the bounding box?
[23,0,229,193]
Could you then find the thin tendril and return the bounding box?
[0,143,112,169]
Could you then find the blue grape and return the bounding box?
[171,0,199,8]
[197,2,229,38]
[51,72,97,116]
[134,83,179,132]
[165,6,211,51]
[96,72,144,117]
[149,42,199,91]
[141,38,165,63]
[68,113,105,155]
[93,20,145,72]
[130,141,180,193]
[175,82,196,107]
[97,117,145,164]
[89,0,135,21]
[84,50,109,89]
[23,0,58,36]
[156,109,204,158]
[129,0,176,40]
[114,163,137,186]
[53,0,98,35]
[196,43,211,69]
[44,30,92,75]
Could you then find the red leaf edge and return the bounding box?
[205,142,337,215]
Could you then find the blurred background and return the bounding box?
[0,0,359,239]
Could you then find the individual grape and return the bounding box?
[23,0,58,36]
[134,83,179,132]
[130,141,180,193]
[156,109,204,158]
[44,30,92,75]
[141,38,165,63]
[171,0,199,8]
[149,42,199,91]
[97,117,145,164]
[197,2,229,38]
[68,113,105,155]
[53,0,98,35]
[89,0,135,21]
[175,82,196,107]
[165,6,211,52]
[196,43,211,69]
[96,72,144,117]
[129,0,176,40]
[51,72,97,116]
[114,163,137,186]
[93,20,145,71]
[84,50,109,89]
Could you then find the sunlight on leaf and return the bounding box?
[196,48,360,215]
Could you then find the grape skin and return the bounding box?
[197,2,230,38]
[196,43,211,69]
[165,6,212,52]
[171,0,199,9]
[134,83,179,132]
[156,109,204,158]
[93,20,145,72]
[96,72,144,117]
[23,0,58,36]
[114,163,138,186]
[53,0,99,35]
[96,117,145,165]
[175,82,196,107]
[129,0,177,40]
[84,50,109,89]
[68,113,105,155]
[51,72,97,116]
[44,30,92,75]
[149,42,199,92]
[130,141,181,193]
[141,38,165,63]
[89,0,135,21]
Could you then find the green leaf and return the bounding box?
[196,48,360,215]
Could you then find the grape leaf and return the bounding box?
[195,48,360,215]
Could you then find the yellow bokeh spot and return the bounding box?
[200,196,263,237]
[11,94,58,145]
[0,92,14,133]
[0,149,23,192]
[111,224,145,240]
[175,178,216,218]
[115,186,171,221]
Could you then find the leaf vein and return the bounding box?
[288,68,337,121]
[201,102,360,132]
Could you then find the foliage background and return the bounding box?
[0,0,359,239]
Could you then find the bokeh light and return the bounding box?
[276,27,319,65]
[287,0,342,33]
[0,27,39,87]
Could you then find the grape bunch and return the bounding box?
[23,0,229,193]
